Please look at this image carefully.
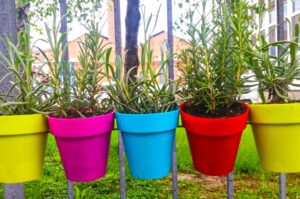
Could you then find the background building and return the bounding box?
[250,0,300,55]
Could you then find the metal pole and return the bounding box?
[277,0,286,196]
[4,184,24,199]
[113,0,126,198]
[167,0,178,198]
[227,172,234,199]
[58,1,73,197]
[68,181,74,199]
[1,1,23,198]
[279,173,286,199]
[276,0,285,56]
[118,132,126,199]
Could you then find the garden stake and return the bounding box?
[227,172,234,199]
[279,173,286,199]
[4,184,24,199]
[167,0,178,198]
[68,181,74,199]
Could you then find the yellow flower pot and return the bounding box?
[249,103,300,173]
[0,114,48,183]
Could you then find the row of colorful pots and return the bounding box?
[0,102,300,183]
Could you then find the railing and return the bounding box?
[2,0,288,198]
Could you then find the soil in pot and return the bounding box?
[182,102,247,118]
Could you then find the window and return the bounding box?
[269,27,277,55]
[284,3,288,17]
[269,8,276,24]
[269,26,276,43]
[283,21,288,40]
[292,14,300,38]
[269,0,275,9]
[292,14,300,50]
[293,0,300,12]
[70,62,76,85]
[162,39,168,50]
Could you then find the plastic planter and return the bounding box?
[0,114,48,183]
[48,112,114,182]
[180,102,249,176]
[249,103,300,173]
[116,109,179,180]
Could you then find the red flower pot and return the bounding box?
[180,102,249,176]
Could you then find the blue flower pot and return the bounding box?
[116,109,179,180]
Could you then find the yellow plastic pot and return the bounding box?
[249,103,300,173]
[0,114,48,183]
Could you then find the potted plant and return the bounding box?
[178,0,253,176]
[104,13,180,180]
[40,19,114,182]
[248,21,300,172]
[0,26,50,183]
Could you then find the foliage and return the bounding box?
[104,10,179,114]
[178,0,254,115]
[249,19,300,103]
[17,0,104,22]
[38,16,111,118]
[0,25,51,115]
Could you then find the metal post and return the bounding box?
[167,0,178,198]
[118,132,126,199]
[276,0,285,56]
[58,1,73,197]
[227,172,234,199]
[4,184,24,199]
[113,0,126,197]
[171,135,178,199]
[1,1,23,198]
[68,181,74,199]
[279,173,286,199]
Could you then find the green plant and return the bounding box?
[178,0,254,117]
[38,15,111,118]
[0,25,50,115]
[249,22,300,103]
[104,9,179,114]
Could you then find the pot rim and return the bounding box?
[180,102,250,121]
[115,107,179,116]
[0,114,48,136]
[249,102,300,124]
[48,110,114,121]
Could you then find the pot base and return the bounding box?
[122,130,174,180]
[253,124,300,173]
[0,133,48,183]
[187,132,242,176]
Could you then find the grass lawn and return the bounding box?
[1,125,300,198]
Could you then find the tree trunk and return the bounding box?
[0,0,17,94]
[125,0,141,81]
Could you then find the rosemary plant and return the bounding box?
[0,25,51,115]
[38,16,111,118]
[178,0,254,117]
[104,10,179,114]
[249,23,300,103]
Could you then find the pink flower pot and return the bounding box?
[48,112,114,182]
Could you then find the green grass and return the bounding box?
[0,125,300,198]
